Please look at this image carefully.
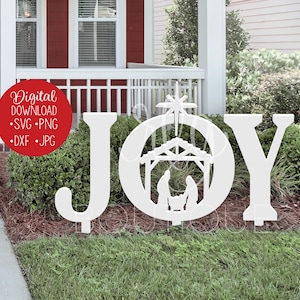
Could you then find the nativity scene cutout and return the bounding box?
[140,83,214,218]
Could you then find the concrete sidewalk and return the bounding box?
[0,218,32,299]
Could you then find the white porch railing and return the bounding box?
[16,66,205,128]
[0,67,204,151]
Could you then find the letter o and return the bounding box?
[119,114,235,224]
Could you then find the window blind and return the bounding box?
[78,0,117,67]
[79,0,116,18]
[16,0,37,67]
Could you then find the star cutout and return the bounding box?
[156,82,197,136]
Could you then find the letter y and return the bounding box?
[224,114,293,226]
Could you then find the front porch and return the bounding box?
[16,65,204,128]
[0,0,226,151]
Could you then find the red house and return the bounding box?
[0,0,226,129]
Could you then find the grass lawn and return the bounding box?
[16,229,300,299]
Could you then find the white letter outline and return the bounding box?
[55,112,117,233]
[224,114,294,226]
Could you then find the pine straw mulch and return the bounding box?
[0,152,299,245]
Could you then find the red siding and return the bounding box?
[127,0,144,63]
[45,1,144,113]
[47,0,68,68]
[46,0,144,67]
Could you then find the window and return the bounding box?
[78,0,117,67]
[16,0,37,66]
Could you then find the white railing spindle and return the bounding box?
[107,79,111,112]
[117,88,121,116]
[96,88,101,112]
[76,88,81,127]
[86,79,91,112]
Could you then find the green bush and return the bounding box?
[7,121,90,213]
[259,124,300,199]
[163,0,198,66]
[163,0,250,66]
[8,115,243,213]
[259,124,300,179]
[227,124,300,200]
[270,157,300,200]
[110,116,140,202]
[7,116,140,213]
[252,69,300,130]
[204,115,243,162]
[8,116,300,214]
[226,9,250,57]
[226,49,300,114]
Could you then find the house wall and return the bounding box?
[46,0,144,68]
[47,0,68,68]
[153,0,173,64]
[127,0,144,63]
[228,0,300,53]
[152,0,300,64]
[44,0,144,114]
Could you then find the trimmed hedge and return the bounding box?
[7,115,300,213]
[7,116,139,213]
[7,115,243,213]
[259,124,300,179]
[226,49,300,115]
[252,69,300,130]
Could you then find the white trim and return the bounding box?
[198,0,226,115]
[37,0,47,68]
[17,67,205,80]
[69,0,126,68]
[116,0,126,68]
[144,0,153,64]
[68,0,77,68]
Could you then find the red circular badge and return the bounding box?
[0,80,72,156]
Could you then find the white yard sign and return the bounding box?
[55,83,294,233]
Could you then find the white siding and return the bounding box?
[153,0,173,64]
[228,0,300,53]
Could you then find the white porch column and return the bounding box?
[0,0,16,96]
[198,0,226,115]
[144,0,154,64]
